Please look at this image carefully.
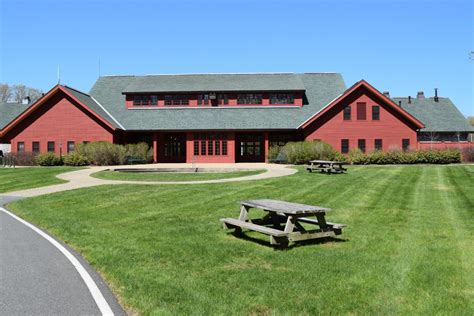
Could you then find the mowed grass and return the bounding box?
[91,169,265,182]
[8,165,474,315]
[0,167,78,193]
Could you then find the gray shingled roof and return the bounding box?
[62,86,122,129]
[90,73,347,130]
[0,102,31,129]
[122,73,306,93]
[394,97,474,132]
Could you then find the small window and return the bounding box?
[83,141,90,145]
[374,139,383,151]
[200,140,206,155]
[222,140,228,155]
[32,141,40,153]
[208,139,213,155]
[197,94,210,106]
[164,95,189,106]
[215,140,220,155]
[269,93,295,105]
[237,93,262,105]
[341,139,349,154]
[218,94,228,105]
[402,139,410,151]
[358,139,366,153]
[357,102,366,120]
[150,95,158,105]
[17,142,25,153]
[193,140,199,155]
[47,141,55,152]
[343,106,351,120]
[372,105,380,120]
[67,141,75,153]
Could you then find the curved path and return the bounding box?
[3,163,297,199]
[0,163,296,315]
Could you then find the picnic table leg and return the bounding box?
[315,213,328,230]
[238,205,250,222]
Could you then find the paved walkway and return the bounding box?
[3,163,297,199]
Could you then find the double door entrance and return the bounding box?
[161,133,186,163]
[236,133,265,162]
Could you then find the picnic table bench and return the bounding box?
[306,160,347,174]
[220,199,346,247]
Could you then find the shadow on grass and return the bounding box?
[230,231,348,251]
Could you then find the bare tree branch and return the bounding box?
[0,84,11,103]
[13,84,27,103]
[28,88,43,102]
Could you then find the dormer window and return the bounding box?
[218,94,228,105]
[164,95,189,106]
[237,93,262,105]
[197,94,210,106]
[133,95,158,106]
[269,93,294,105]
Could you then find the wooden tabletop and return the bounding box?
[310,160,347,165]
[241,199,331,214]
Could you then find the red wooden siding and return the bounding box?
[7,92,114,155]
[304,93,418,152]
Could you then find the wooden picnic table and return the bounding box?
[220,199,346,247]
[307,160,348,174]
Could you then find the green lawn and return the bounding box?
[91,169,265,182]
[8,165,474,315]
[0,167,78,193]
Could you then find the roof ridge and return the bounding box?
[63,85,91,97]
[101,72,340,78]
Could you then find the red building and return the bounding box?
[0,73,472,163]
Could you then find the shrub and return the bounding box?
[279,141,337,164]
[461,147,474,162]
[349,149,461,165]
[36,152,63,166]
[63,152,89,166]
[1,152,38,166]
[75,141,153,166]
[267,145,281,162]
[124,142,154,163]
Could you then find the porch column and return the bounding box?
[153,133,158,163]
[264,132,269,163]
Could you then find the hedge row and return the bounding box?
[269,141,346,164]
[269,141,467,165]
[14,142,154,166]
[348,148,461,164]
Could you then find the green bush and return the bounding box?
[279,141,337,164]
[75,141,153,166]
[63,152,89,166]
[267,145,281,162]
[36,152,63,166]
[349,149,461,165]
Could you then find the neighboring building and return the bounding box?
[0,73,472,163]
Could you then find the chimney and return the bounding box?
[434,88,439,102]
[21,96,31,105]
[398,100,402,107]
[408,96,411,104]
[416,91,425,100]
[383,91,390,98]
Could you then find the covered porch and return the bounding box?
[123,131,300,163]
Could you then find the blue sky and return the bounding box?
[1,0,473,115]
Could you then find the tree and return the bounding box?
[468,116,474,126]
[0,83,11,102]
[13,84,27,103]
[8,84,43,103]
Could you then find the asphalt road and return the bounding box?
[0,196,125,315]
